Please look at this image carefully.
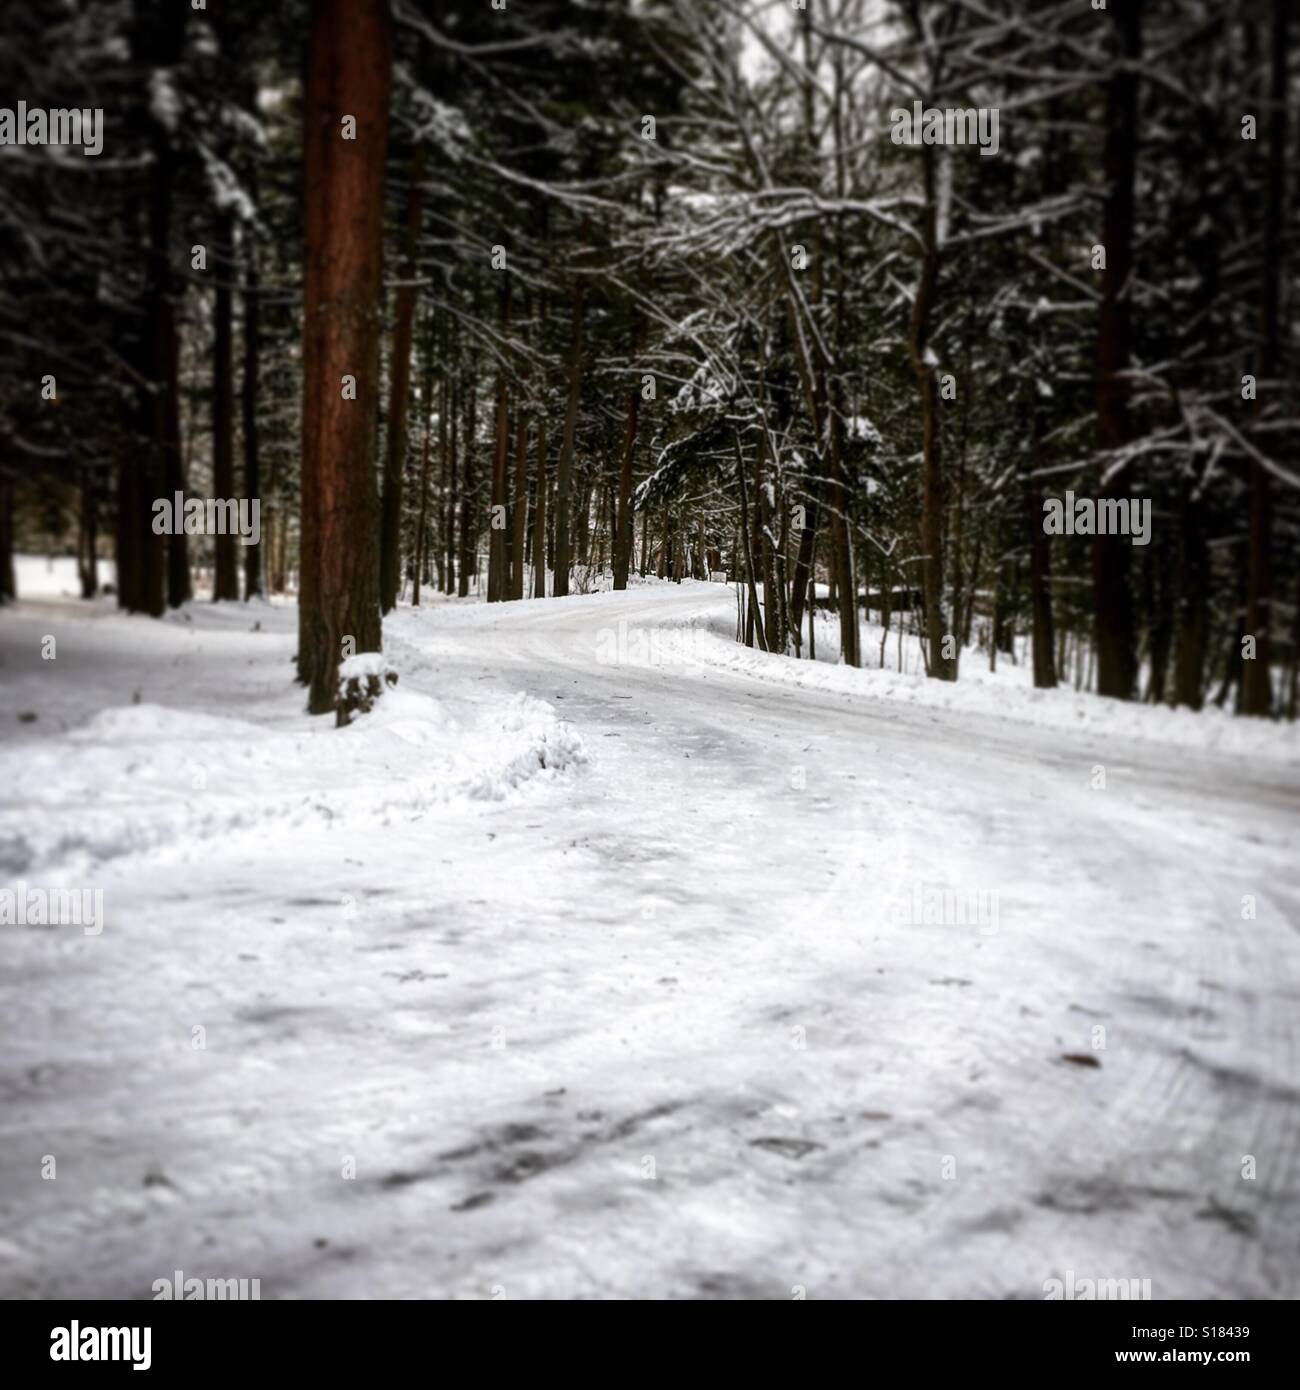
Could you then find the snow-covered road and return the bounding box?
[1,578,1297,1298]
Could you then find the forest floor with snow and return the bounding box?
[1,557,1298,1299]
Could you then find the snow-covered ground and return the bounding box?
[1,558,1297,1299]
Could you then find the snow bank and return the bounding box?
[0,677,585,878]
[550,581,1300,767]
[693,624,1300,766]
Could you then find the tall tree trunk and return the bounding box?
[808,561,817,661]
[827,399,858,666]
[773,503,790,652]
[114,453,141,612]
[163,301,190,607]
[950,342,970,666]
[879,551,893,667]
[576,477,592,570]
[1214,563,1248,708]
[443,373,456,594]
[1288,569,1300,721]
[758,425,781,653]
[1144,525,1175,703]
[458,376,476,597]
[612,331,642,590]
[212,210,239,601]
[1091,0,1141,699]
[532,416,548,598]
[241,216,263,600]
[1026,410,1057,688]
[593,483,609,574]
[735,432,769,652]
[487,280,511,603]
[121,0,185,617]
[825,29,857,669]
[1168,109,1223,707]
[508,298,530,602]
[298,0,392,712]
[788,494,818,655]
[79,477,99,598]
[552,273,584,597]
[276,511,289,593]
[0,471,15,603]
[412,374,433,607]
[1240,0,1288,716]
[908,142,954,680]
[787,4,826,656]
[510,409,529,600]
[380,143,426,614]
[962,534,981,648]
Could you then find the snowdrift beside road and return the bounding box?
[541,580,1299,768]
[0,672,584,878]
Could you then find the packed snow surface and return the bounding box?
[1,565,1297,1299]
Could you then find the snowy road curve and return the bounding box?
[1,580,1297,1298]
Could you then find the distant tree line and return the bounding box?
[1,0,1295,720]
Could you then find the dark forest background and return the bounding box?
[1,0,1296,720]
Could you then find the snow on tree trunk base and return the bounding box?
[336,653,398,727]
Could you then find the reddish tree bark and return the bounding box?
[298,0,392,713]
